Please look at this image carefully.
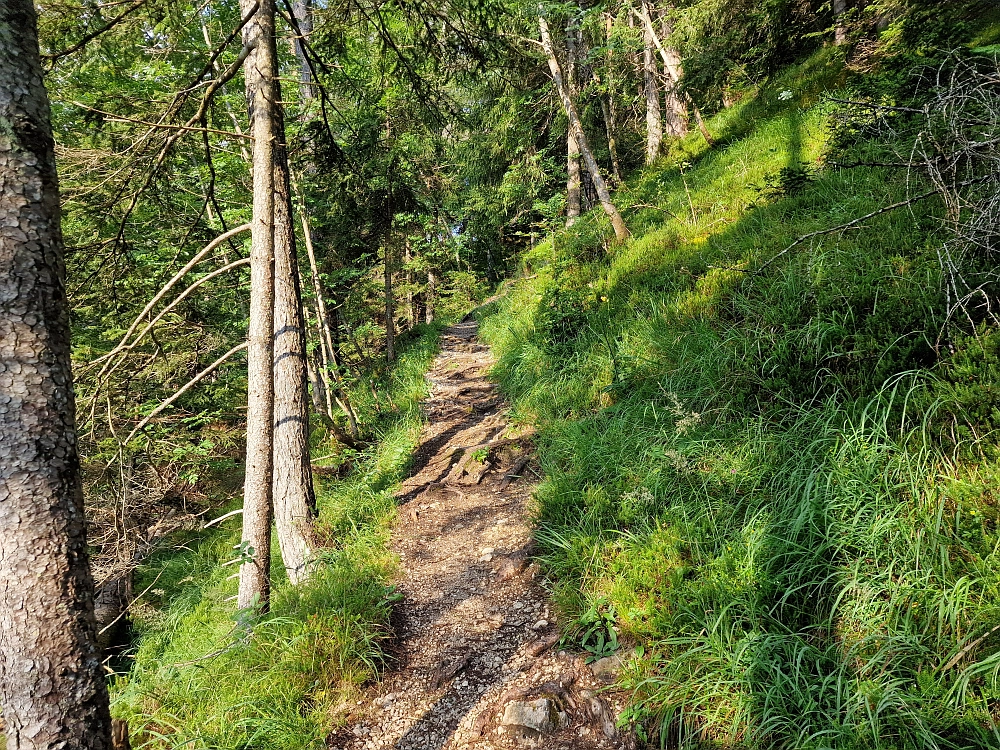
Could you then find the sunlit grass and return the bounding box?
[110,325,442,750]
[480,48,1000,749]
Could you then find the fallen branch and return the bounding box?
[751,188,940,276]
[203,508,244,530]
[941,624,1000,673]
[98,570,163,637]
[499,456,532,491]
[752,170,1000,276]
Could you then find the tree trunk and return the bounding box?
[599,97,622,184]
[600,14,623,183]
[404,239,415,328]
[272,141,317,583]
[636,4,713,146]
[384,242,396,363]
[299,197,360,440]
[290,0,314,95]
[539,12,630,243]
[565,18,581,226]
[238,0,278,612]
[426,269,436,324]
[833,0,848,45]
[306,327,330,419]
[642,2,662,164]
[0,2,114,747]
[659,14,688,137]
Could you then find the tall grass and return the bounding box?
[110,324,443,750]
[480,50,1000,749]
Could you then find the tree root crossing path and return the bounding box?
[331,318,633,750]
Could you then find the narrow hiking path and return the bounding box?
[328,319,633,750]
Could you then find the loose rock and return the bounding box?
[499,698,568,738]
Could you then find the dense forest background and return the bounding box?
[5,0,1000,747]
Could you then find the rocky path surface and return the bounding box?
[328,318,632,750]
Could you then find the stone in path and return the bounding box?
[327,318,632,750]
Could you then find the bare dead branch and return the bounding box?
[88,223,250,370]
[122,341,250,447]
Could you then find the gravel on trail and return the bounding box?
[328,318,634,750]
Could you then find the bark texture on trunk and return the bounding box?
[833,0,848,44]
[539,13,630,243]
[0,2,114,747]
[272,169,317,582]
[565,18,581,226]
[404,240,415,328]
[425,270,436,324]
[659,15,688,138]
[291,0,314,94]
[642,2,662,164]
[637,4,713,146]
[238,0,278,612]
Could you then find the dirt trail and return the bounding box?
[329,319,632,750]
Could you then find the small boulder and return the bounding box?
[499,698,568,738]
[589,653,623,682]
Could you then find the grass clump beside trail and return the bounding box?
[110,324,442,750]
[479,48,1000,750]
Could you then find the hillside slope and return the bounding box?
[480,48,1000,749]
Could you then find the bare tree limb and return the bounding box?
[122,341,249,446]
[94,257,250,379]
[88,223,250,370]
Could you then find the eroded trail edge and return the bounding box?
[330,319,632,750]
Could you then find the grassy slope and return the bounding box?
[480,49,1000,749]
[111,324,442,750]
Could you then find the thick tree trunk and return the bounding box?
[539,13,630,243]
[642,2,662,164]
[0,2,114,747]
[658,14,688,137]
[661,44,688,136]
[238,0,278,612]
[272,143,317,583]
[384,243,396,363]
[565,18,581,226]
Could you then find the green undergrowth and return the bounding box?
[110,323,443,750]
[479,50,1000,749]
